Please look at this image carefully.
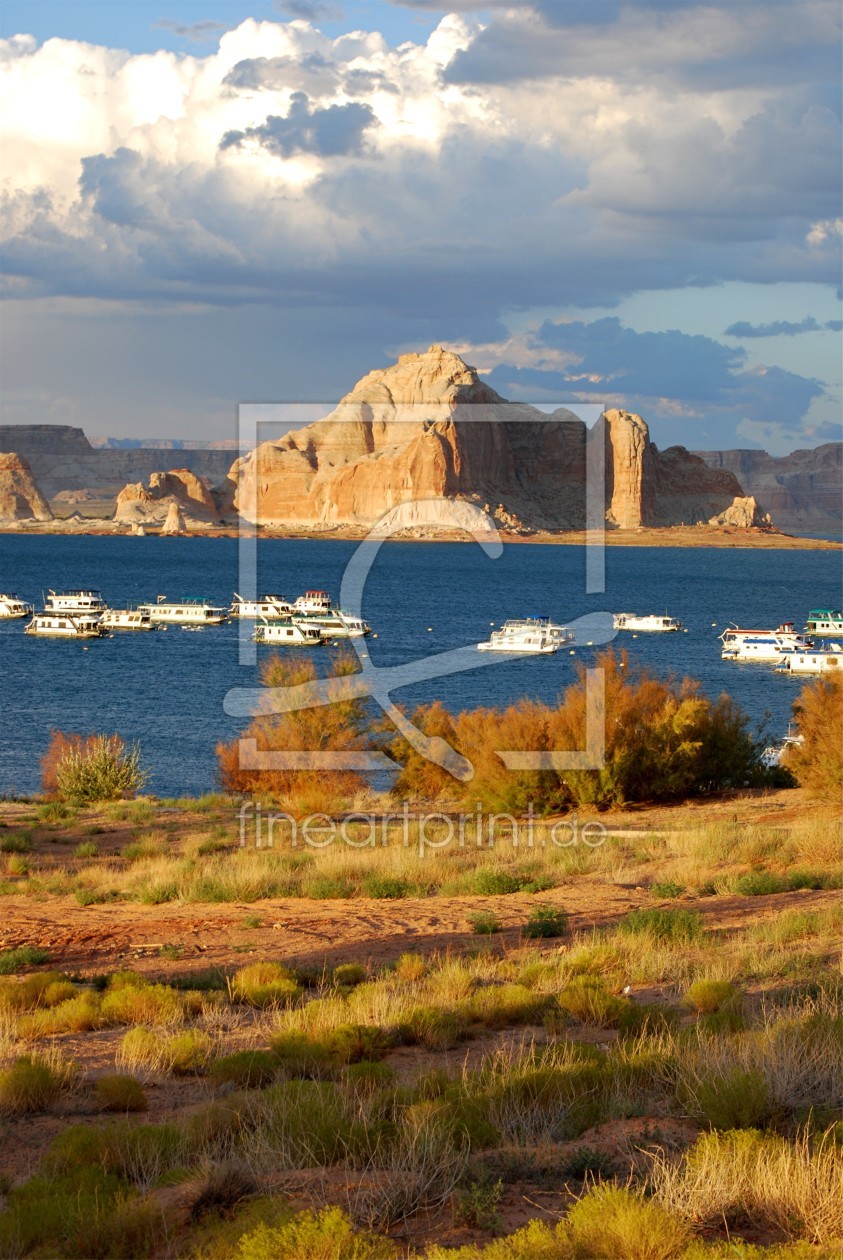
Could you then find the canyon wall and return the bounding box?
[0,453,53,522]
[693,444,842,535]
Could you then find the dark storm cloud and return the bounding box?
[220,92,378,157]
[725,316,842,337]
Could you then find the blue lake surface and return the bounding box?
[0,535,840,796]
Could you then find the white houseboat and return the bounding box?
[0,594,33,619]
[100,608,154,632]
[253,621,323,646]
[613,613,682,632]
[138,597,228,625]
[44,589,107,615]
[494,616,574,645]
[720,623,813,662]
[230,593,295,619]
[775,643,843,675]
[292,610,371,639]
[478,621,558,654]
[25,612,106,638]
[293,590,332,615]
[804,609,843,636]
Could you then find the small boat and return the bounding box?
[138,597,228,625]
[292,610,371,639]
[720,623,813,662]
[494,616,574,645]
[775,643,843,675]
[25,612,106,638]
[293,590,332,615]
[804,609,843,636]
[230,593,295,619]
[761,726,805,767]
[44,589,107,615]
[0,594,33,620]
[478,622,558,654]
[613,613,682,632]
[100,608,154,632]
[253,620,323,646]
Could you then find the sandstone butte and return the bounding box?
[215,345,770,534]
[0,453,53,522]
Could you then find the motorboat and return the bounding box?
[478,622,558,654]
[775,643,843,675]
[25,612,106,638]
[138,597,228,625]
[230,593,295,619]
[804,609,843,636]
[720,623,813,662]
[613,613,682,632]
[44,589,107,615]
[0,594,33,619]
[100,608,154,632]
[253,620,323,646]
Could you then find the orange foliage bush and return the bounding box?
[785,672,843,803]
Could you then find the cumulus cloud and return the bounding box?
[725,316,842,337]
[220,91,378,156]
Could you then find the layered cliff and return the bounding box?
[693,444,842,535]
[0,453,53,522]
[226,347,758,532]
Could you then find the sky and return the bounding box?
[1,0,841,454]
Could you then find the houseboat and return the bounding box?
[292,609,371,639]
[494,616,574,645]
[720,623,813,662]
[253,621,323,646]
[138,598,228,625]
[775,643,843,675]
[100,608,154,632]
[25,612,106,638]
[804,609,843,636]
[44,589,107,615]
[478,621,558,654]
[613,613,682,632]
[293,590,332,615]
[230,593,295,619]
[0,594,33,620]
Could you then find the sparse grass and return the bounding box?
[0,944,51,974]
[0,1051,76,1113]
[617,907,705,943]
[0,833,32,854]
[523,906,568,938]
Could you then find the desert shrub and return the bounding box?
[94,1073,149,1112]
[341,1060,396,1092]
[401,1006,468,1051]
[302,875,355,899]
[653,1128,843,1244]
[0,1166,164,1259]
[556,977,629,1028]
[547,650,762,807]
[394,952,426,982]
[166,1029,214,1074]
[469,911,502,935]
[692,1066,773,1130]
[566,1183,689,1259]
[424,1218,570,1259]
[333,962,367,987]
[0,970,74,1012]
[74,840,99,859]
[230,962,303,1008]
[217,652,371,817]
[18,990,103,1038]
[362,874,413,899]
[210,1050,279,1089]
[649,881,686,899]
[683,979,740,1015]
[454,1170,503,1229]
[190,1159,257,1222]
[785,673,843,802]
[101,979,183,1026]
[523,906,568,938]
[235,1205,397,1260]
[0,1052,76,1113]
[0,944,50,974]
[47,731,148,804]
[0,833,32,854]
[469,984,550,1030]
[617,907,704,944]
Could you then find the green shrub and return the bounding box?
[0,1053,75,1113]
[235,1205,397,1260]
[454,1170,503,1230]
[469,984,550,1029]
[468,868,525,895]
[362,875,413,899]
[55,734,148,804]
[469,911,502,935]
[18,990,103,1038]
[401,1006,468,1050]
[0,834,32,854]
[74,840,99,859]
[566,1183,689,1258]
[333,963,367,987]
[94,1073,148,1112]
[0,944,50,974]
[557,977,629,1028]
[649,881,685,899]
[692,1066,772,1130]
[166,1029,214,1074]
[303,876,355,899]
[210,1050,279,1089]
[101,980,183,1026]
[683,979,739,1014]
[617,907,704,943]
[393,952,426,981]
[230,962,303,1008]
[523,906,568,939]
[0,970,73,1011]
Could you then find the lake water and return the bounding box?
[0,535,840,797]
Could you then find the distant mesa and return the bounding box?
[0,453,53,523]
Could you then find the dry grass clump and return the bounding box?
[17,990,103,1039]
[652,1128,843,1245]
[101,974,185,1026]
[233,1205,397,1260]
[230,962,303,1009]
[94,1072,149,1112]
[0,1049,76,1113]
[117,1026,214,1076]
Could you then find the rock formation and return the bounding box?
[113,468,220,529]
[693,443,842,535]
[161,501,186,535]
[0,453,53,522]
[224,346,759,532]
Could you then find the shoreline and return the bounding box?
[1,521,840,549]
